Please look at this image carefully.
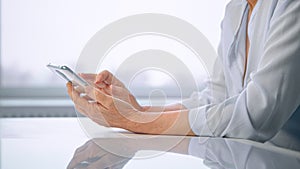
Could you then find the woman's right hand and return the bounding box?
[80,70,143,112]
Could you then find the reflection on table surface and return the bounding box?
[1,118,300,169]
[67,135,300,169]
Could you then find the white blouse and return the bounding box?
[182,0,300,142]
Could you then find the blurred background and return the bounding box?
[0,0,230,117]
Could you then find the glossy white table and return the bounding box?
[1,118,300,169]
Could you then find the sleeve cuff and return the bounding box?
[181,93,209,109]
[181,97,200,110]
[188,107,214,136]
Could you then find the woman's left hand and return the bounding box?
[66,79,141,128]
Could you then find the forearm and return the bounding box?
[125,109,195,136]
[142,103,187,112]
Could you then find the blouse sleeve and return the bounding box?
[188,0,300,141]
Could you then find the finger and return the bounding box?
[72,83,95,101]
[110,85,128,98]
[110,86,138,109]
[79,92,94,101]
[66,82,72,95]
[75,99,102,117]
[77,100,111,127]
[85,86,113,109]
[79,73,97,83]
[73,85,85,93]
[69,86,91,110]
[95,70,125,88]
[75,105,89,117]
[95,70,113,86]
[68,83,111,126]
[88,85,125,104]
[73,94,111,127]
[67,82,83,95]
[89,103,111,127]
[95,85,112,96]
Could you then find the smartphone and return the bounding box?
[47,63,88,86]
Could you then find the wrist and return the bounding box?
[124,110,177,134]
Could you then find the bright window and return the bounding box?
[1,0,230,98]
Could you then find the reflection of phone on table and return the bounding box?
[47,63,88,86]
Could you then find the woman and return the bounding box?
[67,0,300,143]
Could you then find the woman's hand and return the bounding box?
[67,70,148,128]
[87,70,143,111]
[67,81,142,128]
[67,70,195,135]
